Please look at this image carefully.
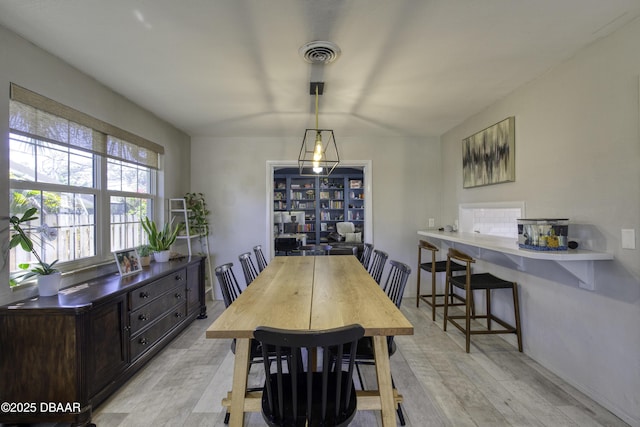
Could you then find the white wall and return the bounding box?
[440,17,640,425]
[0,24,192,304]
[190,135,441,298]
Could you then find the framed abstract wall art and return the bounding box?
[462,116,515,188]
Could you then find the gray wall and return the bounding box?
[0,24,192,304]
[190,135,441,299]
[440,17,640,425]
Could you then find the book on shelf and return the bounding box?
[349,180,362,189]
[347,210,363,221]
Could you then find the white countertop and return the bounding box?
[417,230,613,261]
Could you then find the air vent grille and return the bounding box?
[299,41,341,64]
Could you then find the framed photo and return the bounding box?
[462,116,515,188]
[114,248,142,277]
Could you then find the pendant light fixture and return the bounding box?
[298,81,340,176]
[297,41,341,177]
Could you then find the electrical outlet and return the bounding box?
[428,218,435,228]
[622,229,636,249]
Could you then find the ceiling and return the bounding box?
[1,0,639,139]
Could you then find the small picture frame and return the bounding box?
[114,248,142,277]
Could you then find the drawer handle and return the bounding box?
[175,312,183,318]
[175,292,182,299]
[140,291,150,299]
[175,274,183,281]
[138,314,148,321]
[139,337,148,346]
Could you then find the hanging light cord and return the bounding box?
[315,85,319,129]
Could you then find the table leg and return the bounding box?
[372,335,397,426]
[228,338,251,427]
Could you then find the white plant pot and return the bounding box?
[38,272,61,297]
[154,250,171,263]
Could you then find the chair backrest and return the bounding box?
[253,245,268,272]
[382,260,412,308]
[418,239,439,265]
[446,248,475,284]
[254,324,365,427]
[214,263,243,308]
[238,252,259,286]
[360,243,374,269]
[368,249,388,284]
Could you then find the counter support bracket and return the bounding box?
[556,260,595,290]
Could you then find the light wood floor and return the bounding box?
[89,298,628,427]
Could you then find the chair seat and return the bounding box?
[419,260,466,273]
[261,372,357,427]
[449,272,515,290]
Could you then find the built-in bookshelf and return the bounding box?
[274,177,287,211]
[274,168,364,244]
[347,179,365,223]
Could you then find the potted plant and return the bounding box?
[9,207,60,296]
[137,244,152,267]
[184,192,210,236]
[140,217,184,262]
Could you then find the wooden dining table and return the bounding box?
[206,255,414,426]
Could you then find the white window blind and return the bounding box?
[9,83,164,169]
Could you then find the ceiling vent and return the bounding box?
[299,41,341,64]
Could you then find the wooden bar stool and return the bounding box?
[443,248,523,353]
[416,240,466,320]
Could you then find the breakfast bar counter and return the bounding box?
[417,230,613,290]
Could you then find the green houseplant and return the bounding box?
[137,244,152,267]
[184,192,210,235]
[9,207,60,295]
[140,217,184,262]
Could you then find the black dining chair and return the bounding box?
[360,242,374,269]
[214,262,268,424]
[254,324,365,427]
[238,252,259,286]
[367,249,388,284]
[353,259,411,425]
[214,263,243,308]
[253,245,268,272]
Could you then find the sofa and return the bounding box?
[327,222,364,258]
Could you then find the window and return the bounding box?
[8,84,164,285]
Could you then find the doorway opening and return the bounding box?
[266,161,373,258]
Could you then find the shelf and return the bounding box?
[274,172,364,244]
[169,198,213,299]
[417,229,613,290]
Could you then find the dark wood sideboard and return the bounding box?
[0,256,207,426]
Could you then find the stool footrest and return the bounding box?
[418,294,466,308]
[446,315,518,334]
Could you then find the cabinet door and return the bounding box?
[186,261,202,316]
[88,295,128,397]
